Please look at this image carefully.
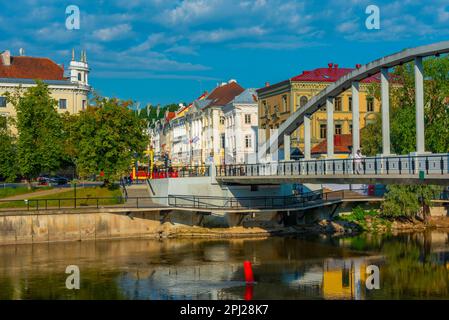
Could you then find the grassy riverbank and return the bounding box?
[0,186,124,209]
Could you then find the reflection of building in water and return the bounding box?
[322,258,367,300]
[118,262,244,300]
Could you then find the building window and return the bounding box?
[334,97,342,111]
[349,123,353,134]
[78,73,82,81]
[59,99,67,109]
[245,135,252,148]
[220,133,225,149]
[282,95,287,112]
[367,97,374,112]
[348,97,352,112]
[320,124,327,139]
[82,100,86,110]
[245,114,251,124]
[335,124,342,135]
[220,116,225,125]
[0,96,6,108]
[300,96,308,108]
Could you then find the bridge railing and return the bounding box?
[150,165,210,179]
[216,154,449,177]
[168,187,388,210]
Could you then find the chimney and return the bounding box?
[355,64,362,69]
[19,48,25,56]
[334,64,339,69]
[228,79,237,84]
[1,50,11,66]
[328,62,333,69]
[265,82,270,87]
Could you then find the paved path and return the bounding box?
[0,187,81,201]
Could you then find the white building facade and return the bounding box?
[223,89,258,164]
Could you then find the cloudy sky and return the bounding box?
[1,0,449,104]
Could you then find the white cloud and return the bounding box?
[337,20,359,33]
[92,24,132,42]
[190,27,267,44]
[438,7,449,22]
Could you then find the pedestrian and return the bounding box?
[355,149,363,174]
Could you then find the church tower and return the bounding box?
[68,49,89,86]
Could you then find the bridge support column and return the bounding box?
[284,134,291,161]
[304,114,311,160]
[381,68,391,155]
[326,97,334,158]
[351,81,360,155]
[415,56,425,154]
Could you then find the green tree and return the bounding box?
[382,185,441,221]
[73,96,147,184]
[360,113,382,156]
[7,81,64,187]
[0,118,18,182]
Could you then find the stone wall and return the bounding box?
[0,210,163,246]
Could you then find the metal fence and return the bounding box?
[216,154,449,177]
[168,187,388,210]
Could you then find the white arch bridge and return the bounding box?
[216,41,449,186]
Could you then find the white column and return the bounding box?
[415,57,425,154]
[304,114,311,160]
[284,134,291,161]
[381,68,391,155]
[326,97,334,158]
[351,81,360,155]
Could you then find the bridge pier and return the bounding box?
[304,114,312,160]
[381,68,391,155]
[415,56,426,154]
[351,81,360,155]
[284,134,291,161]
[326,97,334,158]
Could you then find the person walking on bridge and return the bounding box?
[354,149,364,175]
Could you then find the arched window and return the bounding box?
[300,96,308,108]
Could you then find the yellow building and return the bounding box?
[257,64,381,157]
[0,48,91,128]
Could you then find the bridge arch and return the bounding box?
[269,40,449,159]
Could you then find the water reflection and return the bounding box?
[0,230,447,300]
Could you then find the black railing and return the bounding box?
[0,196,169,212]
[168,187,389,210]
[216,154,449,177]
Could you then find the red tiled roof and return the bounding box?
[311,134,353,154]
[0,56,65,80]
[206,82,245,108]
[291,66,380,83]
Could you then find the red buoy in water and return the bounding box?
[243,261,254,284]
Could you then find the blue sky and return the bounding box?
[1,0,449,105]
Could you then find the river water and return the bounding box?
[0,230,448,300]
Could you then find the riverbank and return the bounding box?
[153,216,449,239]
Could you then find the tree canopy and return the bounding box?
[72,96,147,182]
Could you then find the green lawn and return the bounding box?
[0,186,53,199]
[0,186,124,209]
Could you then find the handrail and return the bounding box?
[216,154,449,178]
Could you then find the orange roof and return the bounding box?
[311,134,353,154]
[0,56,65,80]
[206,82,245,108]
